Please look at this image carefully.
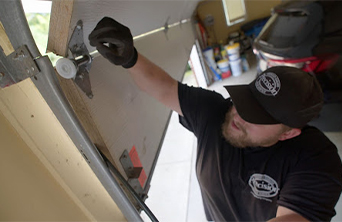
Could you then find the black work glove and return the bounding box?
[88,17,138,69]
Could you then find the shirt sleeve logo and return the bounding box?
[255,72,281,96]
[249,173,279,202]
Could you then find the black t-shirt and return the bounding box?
[178,82,342,221]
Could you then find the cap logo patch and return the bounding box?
[255,72,281,96]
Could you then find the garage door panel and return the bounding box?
[76,22,195,188]
[67,0,199,53]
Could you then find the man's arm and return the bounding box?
[128,53,183,116]
[88,17,183,116]
[268,206,309,222]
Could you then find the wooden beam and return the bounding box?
[0,7,121,217]
[47,0,74,56]
[0,21,14,55]
[0,24,121,216]
[47,0,117,166]
[55,70,116,166]
[0,79,125,221]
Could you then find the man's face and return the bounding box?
[222,106,290,148]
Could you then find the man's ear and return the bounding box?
[278,128,301,141]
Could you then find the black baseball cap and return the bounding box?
[224,66,324,128]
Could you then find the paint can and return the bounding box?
[217,59,230,73]
[226,43,240,61]
[202,47,216,68]
[230,59,242,76]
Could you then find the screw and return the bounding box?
[77,25,81,30]
[13,50,26,60]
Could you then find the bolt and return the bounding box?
[13,50,26,60]
[31,67,35,71]
[77,25,81,30]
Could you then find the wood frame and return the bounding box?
[47,0,116,166]
[0,14,125,220]
[0,21,14,55]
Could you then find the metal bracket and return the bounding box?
[67,20,93,99]
[0,45,40,88]
[163,16,170,41]
[120,150,148,201]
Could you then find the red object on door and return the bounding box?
[129,146,147,188]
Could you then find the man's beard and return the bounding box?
[221,109,252,148]
[221,107,282,148]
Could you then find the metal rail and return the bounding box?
[98,149,159,222]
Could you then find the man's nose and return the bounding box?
[233,109,248,126]
[234,112,243,123]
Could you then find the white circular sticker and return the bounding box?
[249,173,279,198]
[255,72,281,96]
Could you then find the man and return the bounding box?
[89,17,342,221]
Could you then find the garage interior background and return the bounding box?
[0,0,341,221]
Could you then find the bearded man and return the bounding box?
[89,17,342,221]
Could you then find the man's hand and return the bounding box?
[88,17,138,68]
